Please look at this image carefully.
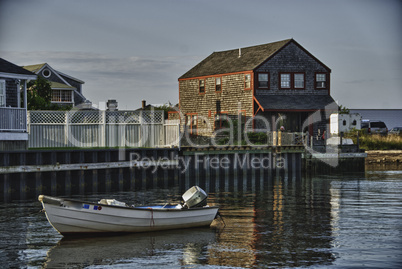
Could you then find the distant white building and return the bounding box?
[330,113,362,135]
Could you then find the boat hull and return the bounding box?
[39,195,219,235]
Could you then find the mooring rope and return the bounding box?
[149,208,155,227]
[217,211,226,227]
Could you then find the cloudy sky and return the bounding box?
[1,0,401,109]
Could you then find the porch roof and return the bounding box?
[0,58,37,80]
[255,94,337,111]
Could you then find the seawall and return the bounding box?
[0,146,367,201]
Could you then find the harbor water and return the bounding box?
[0,167,401,268]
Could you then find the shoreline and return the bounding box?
[365,150,402,164]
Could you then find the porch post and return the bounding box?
[16,80,20,108]
[23,80,27,109]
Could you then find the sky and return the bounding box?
[1,0,401,110]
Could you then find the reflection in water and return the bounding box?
[44,228,216,268]
[204,175,337,268]
[3,167,401,268]
[272,179,284,249]
[330,182,341,250]
[208,198,257,268]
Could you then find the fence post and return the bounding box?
[139,110,143,147]
[27,110,30,133]
[162,112,166,147]
[101,110,106,147]
[65,111,69,147]
[120,112,126,148]
[278,131,282,146]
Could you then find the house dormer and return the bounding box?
[23,63,87,107]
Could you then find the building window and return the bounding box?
[216,100,221,113]
[280,73,291,89]
[215,112,228,130]
[315,73,327,89]
[280,73,306,89]
[294,73,305,89]
[190,114,197,135]
[42,68,51,78]
[199,79,205,94]
[0,80,5,107]
[215,77,222,92]
[257,73,269,88]
[186,114,198,135]
[52,90,72,102]
[244,74,251,89]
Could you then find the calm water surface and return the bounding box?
[1,169,401,268]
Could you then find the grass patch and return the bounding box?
[345,132,402,150]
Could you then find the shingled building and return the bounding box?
[178,39,337,138]
[23,63,87,107]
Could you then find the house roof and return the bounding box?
[49,81,75,89]
[179,39,331,80]
[255,95,337,111]
[179,39,294,79]
[23,63,85,84]
[22,63,46,73]
[0,58,37,79]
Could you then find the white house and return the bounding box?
[0,58,37,150]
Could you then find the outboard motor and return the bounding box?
[182,186,208,208]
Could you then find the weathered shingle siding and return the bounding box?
[178,40,334,137]
[5,79,18,107]
[179,73,253,136]
[41,71,65,85]
[255,42,330,96]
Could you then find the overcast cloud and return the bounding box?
[1,0,401,109]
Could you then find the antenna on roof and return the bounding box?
[238,48,241,58]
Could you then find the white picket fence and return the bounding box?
[27,110,180,148]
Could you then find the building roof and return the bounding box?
[179,39,293,79]
[22,63,46,73]
[0,58,37,79]
[49,81,75,89]
[23,63,85,84]
[255,95,337,111]
[179,39,331,80]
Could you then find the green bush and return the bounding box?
[245,132,268,144]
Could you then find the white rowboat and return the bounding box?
[39,187,219,235]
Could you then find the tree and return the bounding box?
[27,77,70,110]
[339,105,350,114]
[27,76,52,110]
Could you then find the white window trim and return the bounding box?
[51,89,74,103]
[257,73,269,88]
[316,73,327,89]
[280,73,291,89]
